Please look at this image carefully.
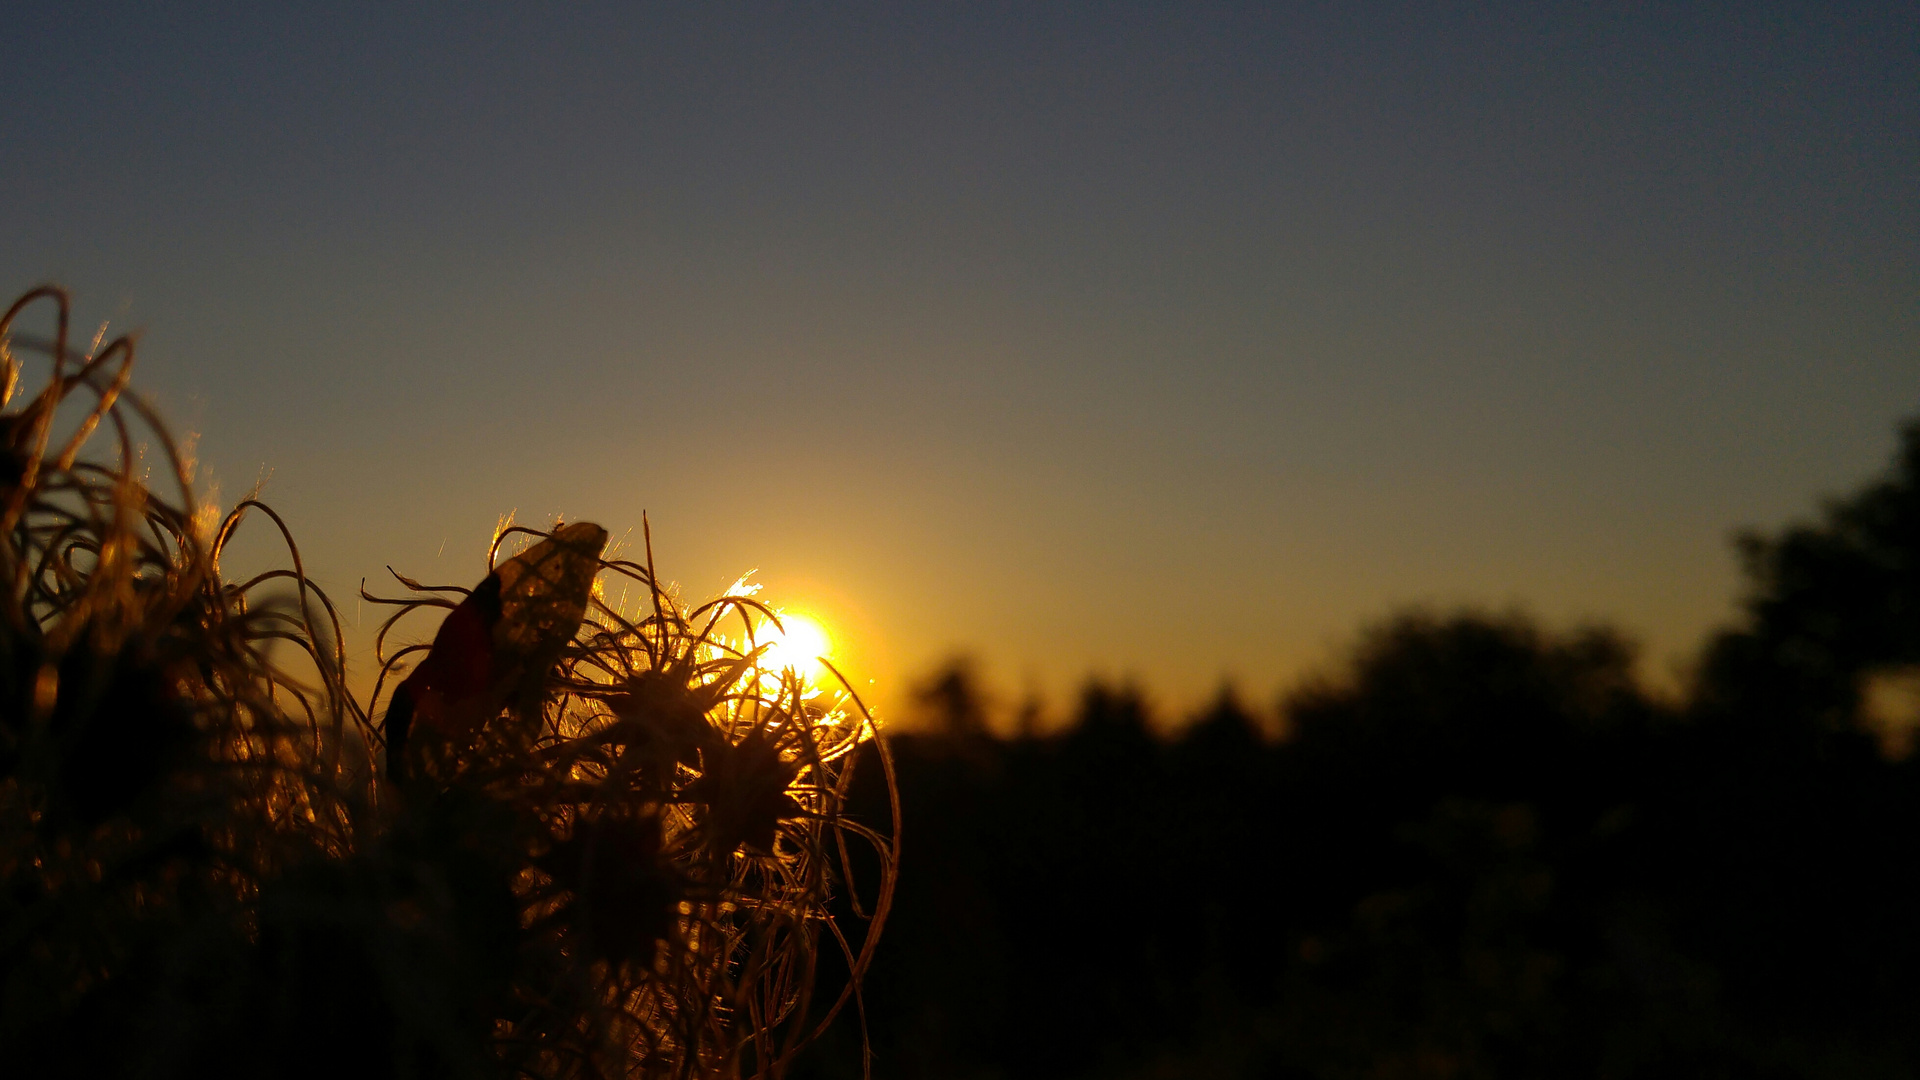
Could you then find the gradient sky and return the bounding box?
[5,2,1914,725]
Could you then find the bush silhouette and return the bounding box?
[809,413,1920,1077]
[1698,418,1920,733]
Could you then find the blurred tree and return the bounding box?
[911,656,993,737]
[1698,418,1920,733]
[800,417,1920,1080]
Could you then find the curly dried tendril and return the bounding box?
[364,515,898,1078]
[0,287,895,1080]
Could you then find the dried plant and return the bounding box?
[0,287,895,1080]
[361,523,899,1080]
[0,286,363,1075]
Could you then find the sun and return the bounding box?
[758,612,832,686]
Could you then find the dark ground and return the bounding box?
[800,420,1920,1080]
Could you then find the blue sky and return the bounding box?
[5,2,1914,721]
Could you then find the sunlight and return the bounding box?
[759,611,832,687]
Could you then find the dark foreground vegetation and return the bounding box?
[803,420,1920,1079]
[0,290,893,1080]
[4,279,1916,1079]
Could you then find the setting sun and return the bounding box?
[759,612,832,685]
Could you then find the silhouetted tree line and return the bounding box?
[802,419,1920,1080]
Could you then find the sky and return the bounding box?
[4,2,1914,727]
